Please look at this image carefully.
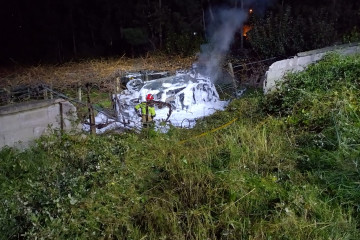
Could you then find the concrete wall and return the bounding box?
[263,42,360,93]
[0,99,80,149]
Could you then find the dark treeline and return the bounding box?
[1,0,359,65]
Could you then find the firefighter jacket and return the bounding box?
[135,102,156,117]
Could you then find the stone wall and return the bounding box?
[0,99,80,149]
[263,42,360,93]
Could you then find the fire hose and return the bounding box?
[179,117,238,144]
[152,100,173,122]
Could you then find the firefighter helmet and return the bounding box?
[146,94,154,101]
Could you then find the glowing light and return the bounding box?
[243,25,252,37]
[249,9,253,14]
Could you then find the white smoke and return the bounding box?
[197,8,247,81]
[196,0,274,82]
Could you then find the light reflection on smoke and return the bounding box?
[197,7,247,82]
[196,0,274,82]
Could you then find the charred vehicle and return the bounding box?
[112,71,227,130]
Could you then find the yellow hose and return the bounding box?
[179,118,238,144]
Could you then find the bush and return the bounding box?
[263,53,360,116]
[248,6,337,57]
[165,32,204,56]
[1,56,360,238]
[262,53,360,235]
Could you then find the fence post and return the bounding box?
[112,77,120,118]
[50,82,53,99]
[115,77,120,94]
[4,88,11,104]
[43,87,48,100]
[59,101,64,133]
[78,83,82,102]
[228,62,237,90]
[86,84,96,134]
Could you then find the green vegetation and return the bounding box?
[248,6,338,57]
[1,53,360,239]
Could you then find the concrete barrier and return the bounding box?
[263,42,360,93]
[0,99,81,149]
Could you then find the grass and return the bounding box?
[1,53,360,239]
[0,54,196,90]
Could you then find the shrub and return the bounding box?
[1,56,360,238]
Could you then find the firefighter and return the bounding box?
[135,94,156,127]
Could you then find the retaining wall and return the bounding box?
[0,99,80,149]
[263,42,360,93]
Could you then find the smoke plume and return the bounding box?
[196,0,273,82]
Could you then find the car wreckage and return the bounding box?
[88,69,229,133]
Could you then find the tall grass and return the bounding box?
[1,53,360,239]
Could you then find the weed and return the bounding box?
[1,53,360,239]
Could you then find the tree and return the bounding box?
[247,5,337,58]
